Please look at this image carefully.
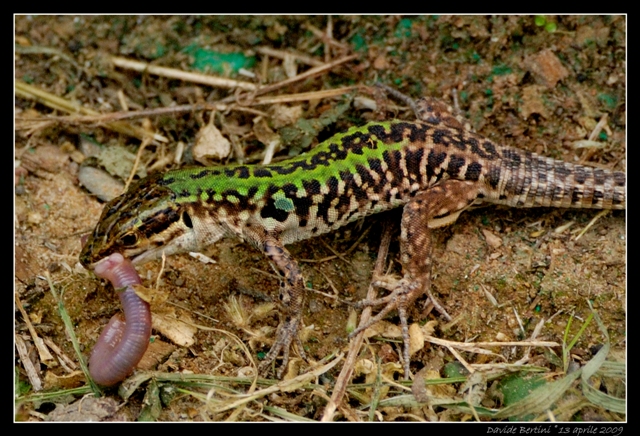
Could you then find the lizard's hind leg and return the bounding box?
[351,179,480,379]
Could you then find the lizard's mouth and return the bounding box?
[79,237,146,270]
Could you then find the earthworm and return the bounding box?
[89,253,152,386]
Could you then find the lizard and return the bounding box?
[79,95,626,379]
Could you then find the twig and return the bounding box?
[574,209,609,241]
[110,56,258,91]
[252,86,358,105]
[226,54,358,104]
[256,46,324,67]
[15,294,55,365]
[426,336,560,350]
[588,113,609,142]
[445,344,475,374]
[124,136,151,192]
[16,88,355,131]
[42,337,77,373]
[299,225,370,263]
[322,220,393,421]
[319,239,352,265]
[304,23,350,51]
[15,335,43,391]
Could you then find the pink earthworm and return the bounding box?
[89,253,151,386]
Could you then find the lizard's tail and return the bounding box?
[482,150,625,210]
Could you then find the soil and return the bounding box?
[15,15,625,422]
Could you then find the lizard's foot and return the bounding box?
[257,315,306,378]
[350,277,421,379]
[242,231,308,378]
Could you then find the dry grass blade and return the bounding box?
[15,81,167,143]
[491,303,624,420]
[16,44,82,72]
[578,302,625,414]
[204,353,343,416]
[494,368,582,420]
[45,272,101,395]
[260,405,318,422]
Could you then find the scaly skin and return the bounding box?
[80,97,625,378]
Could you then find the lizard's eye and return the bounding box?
[119,233,138,247]
[182,210,193,229]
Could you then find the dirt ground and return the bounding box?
[15,15,625,422]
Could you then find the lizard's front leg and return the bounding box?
[351,179,480,379]
[243,223,306,378]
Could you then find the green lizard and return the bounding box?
[80,97,626,378]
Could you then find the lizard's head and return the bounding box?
[80,174,204,269]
